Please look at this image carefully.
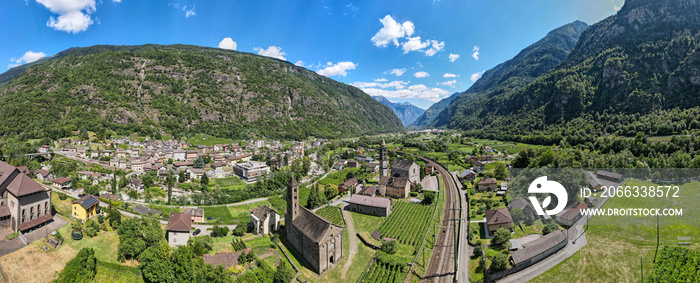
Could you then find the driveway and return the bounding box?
[0,215,69,257]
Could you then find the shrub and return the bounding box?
[490,253,509,272]
[542,224,558,235]
[6,232,18,240]
[233,225,246,236]
[58,193,68,200]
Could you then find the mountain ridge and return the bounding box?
[372,96,425,126]
[0,44,404,140]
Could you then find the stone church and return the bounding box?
[286,177,344,274]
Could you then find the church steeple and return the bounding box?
[379,139,389,178]
[287,176,299,222]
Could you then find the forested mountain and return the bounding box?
[0,44,404,140]
[410,92,460,127]
[372,96,425,126]
[438,0,700,142]
[428,20,588,128]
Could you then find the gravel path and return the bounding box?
[340,204,358,279]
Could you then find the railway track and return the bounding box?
[420,157,460,283]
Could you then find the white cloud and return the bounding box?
[414,71,429,78]
[360,84,450,102]
[388,68,406,76]
[37,0,96,33]
[443,73,458,78]
[402,37,429,54]
[171,3,196,18]
[371,14,444,56]
[375,78,388,82]
[371,15,415,47]
[254,46,287,61]
[352,80,407,89]
[424,40,444,56]
[449,53,460,62]
[439,80,457,87]
[112,0,121,2]
[8,51,46,69]
[471,70,485,82]
[218,38,237,50]
[317,61,357,77]
[472,46,480,60]
[294,61,304,67]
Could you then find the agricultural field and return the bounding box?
[214,176,247,189]
[316,205,345,226]
[361,261,407,283]
[378,201,434,247]
[472,138,539,155]
[232,238,247,251]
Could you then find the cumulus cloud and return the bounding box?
[371,15,415,47]
[414,71,429,78]
[352,80,407,89]
[424,40,444,56]
[439,80,457,87]
[254,46,287,60]
[449,53,460,62]
[402,37,429,54]
[8,51,46,69]
[317,61,357,77]
[387,68,406,76]
[112,0,121,2]
[443,73,458,78]
[471,70,485,82]
[36,0,96,33]
[218,38,237,50]
[360,84,450,102]
[472,46,480,60]
[294,61,304,67]
[371,14,444,56]
[375,78,388,82]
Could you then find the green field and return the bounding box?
[316,205,346,226]
[94,261,145,283]
[214,176,247,189]
[188,134,237,146]
[472,138,539,154]
[350,211,384,233]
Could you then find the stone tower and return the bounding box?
[379,139,389,178]
[286,176,299,232]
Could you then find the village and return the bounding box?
[0,130,650,283]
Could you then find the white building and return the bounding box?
[233,161,270,182]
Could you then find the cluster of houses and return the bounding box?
[54,136,331,184]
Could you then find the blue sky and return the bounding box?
[2,0,622,109]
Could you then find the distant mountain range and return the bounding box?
[410,92,460,127]
[0,44,404,140]
[372,96,425,126]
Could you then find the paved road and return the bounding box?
[340,203,358,279]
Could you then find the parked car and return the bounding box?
[193,229,201,236]
[78,193,86,197]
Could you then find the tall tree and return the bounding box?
[166,170,175,205]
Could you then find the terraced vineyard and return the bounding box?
[361,261,407,283]
[377,201,433,247]
[232,239,247,252]
[316,205,345,226]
